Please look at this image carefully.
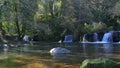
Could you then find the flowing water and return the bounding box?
[102,32,113,42]
[0,43,120,68]
[82,31,114,42]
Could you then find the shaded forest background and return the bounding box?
[0,0,120,42]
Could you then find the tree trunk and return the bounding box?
[14,2,21,40]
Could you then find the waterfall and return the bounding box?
[82,34,87,42]
[102,32,113,42]
[82,33,99,42]
[82,31,120,43]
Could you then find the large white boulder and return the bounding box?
[50,47,71,54]
[50,47,71,57]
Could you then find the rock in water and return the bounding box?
[81,58,120,68]
[50,47,71,54]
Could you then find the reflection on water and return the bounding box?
[103,44,113,54]
[82,43,117,59]
[23,44,29,52]
[0,43,120,68]
[51,53,71,59]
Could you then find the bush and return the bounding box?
[84,22,112,33]
[81,58,120,68]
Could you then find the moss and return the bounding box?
[2,58,15,68]
[81,58,119,68]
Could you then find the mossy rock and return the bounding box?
[81,58,120,68]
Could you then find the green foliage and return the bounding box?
[2,21,16,35]
[81,58,119,68]
[0,0,120,41]
[84,22,112,33]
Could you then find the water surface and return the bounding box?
[0,43,120,68]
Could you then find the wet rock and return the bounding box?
[33,35,40,41]
[83,33,94,42]
[50,47,71,54]
[112,31,120,42]
[97,32,105,41]
[81,58,120,68]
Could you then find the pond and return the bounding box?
[0,42,120,68]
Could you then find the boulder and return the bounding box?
[33,35,40,41]
[83,32,105,42]
[81,58,120,68]
[49,47,71,57]
[97,32,105,41]
[83,33,94,42]
[112,31,120,42]
[50,47,71,54]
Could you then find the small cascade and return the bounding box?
[102,32,113,42]
[94,33,99,42]
[82,34,87,42]
[82,31,120,43]
[82,33,99,42]
[63,35,73,43]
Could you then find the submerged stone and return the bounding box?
[80,58,120,68]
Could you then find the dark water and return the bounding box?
[0,43,120,68]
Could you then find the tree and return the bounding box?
[0,0,38,40]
